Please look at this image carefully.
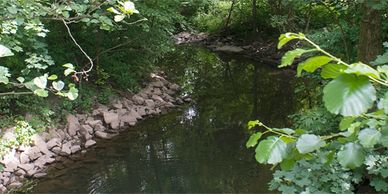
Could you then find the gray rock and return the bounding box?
[94,123,106,132]
[145,99,155,109]
[46,138,61,149]
[19,152,30,164]
[151,80,164,88]
[120,112,137,126]
[28,146,42,161]
[84,140,96,148]
[86,119,103,128]
[51,147,61,155]
[129,109,142,120]
[112,101,123,109]
[80,125,93,140]
[95,131,112,139]
[169,83,180,92]
[8,181,22,189]
[33,172,47,178]
[3,160,19,172]
[66,114,80,137]
[215,45,244,53]
[103,112,119,124]
[60,142,72,156]
[151,95,165,103]
[183,97,192,102]
[31,134,51,156]
[0,184,7,193]
[18,163,34,172]
[152,88,162,96]
[166,89,176,96]
[70,145,81,153]
[132,95,145,105]
[136,107,147,117]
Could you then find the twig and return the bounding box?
[62,19,94,75]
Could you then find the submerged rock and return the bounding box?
[84,140,96,148]
[95,131,112,139]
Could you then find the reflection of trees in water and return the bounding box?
[33,46,297,193]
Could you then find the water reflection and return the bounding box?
[29,46,298,193]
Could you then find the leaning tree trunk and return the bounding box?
[357,4,382,63]
[252,0,258,32]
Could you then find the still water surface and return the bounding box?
[29,46,298,193]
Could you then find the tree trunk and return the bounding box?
[252,0,258,32]
[357,4,382,63]
[225,0,236,29]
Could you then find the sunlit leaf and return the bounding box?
[0,44,14,58]
[339,117,355,131]
[114,14,126,22]
[337,142,365,169]
[34,89,48,97]
[246,132,263,148]
[33,75,48,89]
[67,86,79,100]
[320,63,347,79]
[344,62,380,79]
[64,68,75,76]
[48,74,58,80]
[323,74,376,116]
[296,134,325,154]
[358,128,381,148]
[255,136,287,164]
[279,49,315,68]
[277,33,298,49]
[297,56,332,77]
[52,81,65,91]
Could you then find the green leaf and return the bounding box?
[279,49,315,68]
[107,7,121,14]
[381,126,388,147]
[246,132,263,148]
[62,63,74,69]
[48,75,58,80]
[0,66,10,84]
[67,86,79,100]
[383,91,388,114]
[0,44,14,58]
[295,129,306,135]
[370,177,388,192]
[34,89,48,97]
[277,33,298,49]
[358,128,381,148]
[64,68,75,76]
[320,63,347,79]
[297,56,332,77]
[255,136,287,165]
[344,62,380,79]
[16,77,25,83]
[339,117,355,131]
[52,81,65,91]
[114,14,126,22]
[296,134,326,154]
[247,120,260,130]
[337,142,365,169]
[280,159,296,171]
[33,76,48,89]
[323,74,376,116]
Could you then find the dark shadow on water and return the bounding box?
[29,45,299,193]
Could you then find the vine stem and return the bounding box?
[0,91,34,96]
[299,35,388,87]
[62,19,94,75]
[258,122,296,139]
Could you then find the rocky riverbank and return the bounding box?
[0,74,190,193]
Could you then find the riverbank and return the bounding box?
[174,31,286,66]
[0,73,190,193]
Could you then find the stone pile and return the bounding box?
[0,75,191,193]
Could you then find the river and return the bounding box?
[26,45,299,193]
